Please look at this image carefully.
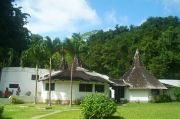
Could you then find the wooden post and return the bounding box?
[70,58,74,107]
[34,64,38,104]
[48,57,52,106]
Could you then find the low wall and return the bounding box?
[0,98,10,104]
[9,96,35,103]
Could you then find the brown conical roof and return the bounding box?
[72,55,79,69]
[59,55,68,70]
[121,49,167,89]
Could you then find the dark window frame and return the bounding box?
[45,83,55,91]
[9,84,19,88]
[95,84,104,92]
[151,89,160,95]
[31,75,39,80]
[79,84,93,92]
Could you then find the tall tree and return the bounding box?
[64,33,87,106]
[0,0,30,68]
[20,37,49,104]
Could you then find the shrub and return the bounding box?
[11,96,24,104]
[25,91,31,96]
[152,95,171,103]
[45,106,52,110]
[0,106,3,118]
[176,96,180,102]
[80,93,117,119]
[170,87,180,102]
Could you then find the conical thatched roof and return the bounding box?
[41,55,114,84]
[121,49,167,89]
[59,55,68,70]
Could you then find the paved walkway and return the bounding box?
[30,109,79,119]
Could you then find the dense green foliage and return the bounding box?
[0,0,30,68]
[0,0,179,79]
[80,93,116,119]
[83,16,180,79]
[151,95,172,103]
[170,87,180,101]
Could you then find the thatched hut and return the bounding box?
[112,49,167,102]
[40,55,114,104]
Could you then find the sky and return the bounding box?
[16,0,180,39]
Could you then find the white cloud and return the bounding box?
[106,10,118,25]
[105,10,129,26]
[158,0,180,12]
[16,0,100,37]
[138,19,146,26]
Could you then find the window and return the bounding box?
[79,84,93,92]
[151,89,160,95]
[31,75,39,80]
[95,84,104,92]
[45,83,55,91]
[9,84,19,88]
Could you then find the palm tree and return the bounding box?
[48,57,52,106]
[64,33,87,106]
[45,36,62,106]
[20,39,49,104]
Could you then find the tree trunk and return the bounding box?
[70,60,74,107]
[48,57,52,106]
[34,64,38,104]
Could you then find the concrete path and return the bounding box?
[30,109,79,119]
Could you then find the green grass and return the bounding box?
[1,103,78,119]
[1,102,180,119]
[42,110,82,119]
[42,102,180,119]
[116,102,180,119]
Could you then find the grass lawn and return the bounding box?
[116,102,180,119]
[1,103,79,119]
[1,102,180,119]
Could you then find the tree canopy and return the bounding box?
[83,16,180,79]
[0,0,30,68]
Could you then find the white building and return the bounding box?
[39,56,113,104]
[111,50,167,102]
[0,67,48,97]
[0,56,113,104]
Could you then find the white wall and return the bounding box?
[0,67,49,96]
[125,88,150,102]
[41,80,110,102]
[159,79,180,87]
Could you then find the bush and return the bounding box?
[170,87,180,101]
[80,93,117,119]
[176,96,180,102]
[45,106,52,110]
[152,95,171,103]
[25,91,31,96]
[0,106,3,118]
[11,96,24,104]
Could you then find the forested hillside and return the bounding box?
[83,16,180,79]
[0,1,179,79]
